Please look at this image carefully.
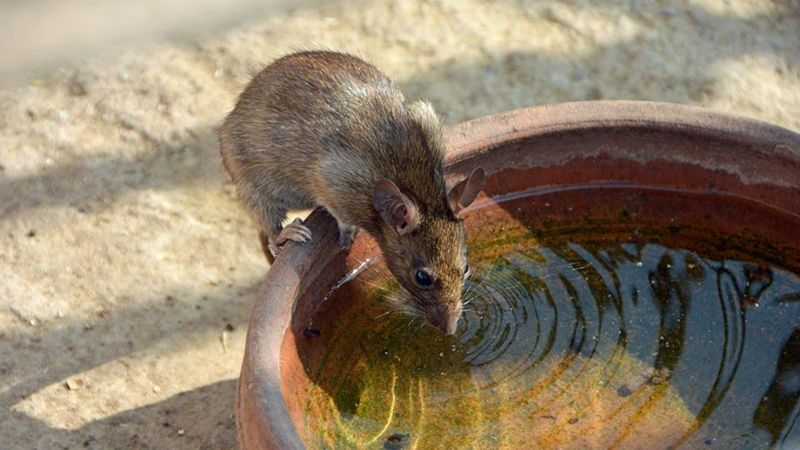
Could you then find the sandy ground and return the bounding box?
[0,0,798,448]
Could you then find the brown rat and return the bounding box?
[219,50,485,334]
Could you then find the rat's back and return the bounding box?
[220,51,404,182]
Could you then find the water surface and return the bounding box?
[297,191,800,449]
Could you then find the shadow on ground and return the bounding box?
[6,380,238,449]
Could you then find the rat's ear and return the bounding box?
[373,180,419,235]
[448,167,486,216]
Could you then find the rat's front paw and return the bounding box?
[268,218,312,257]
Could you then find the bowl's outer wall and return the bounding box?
[236,209,343,450]
[236,101,800,449]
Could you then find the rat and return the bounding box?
[219,50,485,335]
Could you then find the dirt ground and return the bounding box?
[1,0,798,448]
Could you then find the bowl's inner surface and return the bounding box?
[289,182,800,449]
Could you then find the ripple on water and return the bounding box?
[297,230,800,449]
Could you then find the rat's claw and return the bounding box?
[276,218,312,244]
[268,219,313,258]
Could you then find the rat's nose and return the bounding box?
[433,314,459,335]
[443,318,458,335]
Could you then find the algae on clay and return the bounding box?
[301,348,695,449]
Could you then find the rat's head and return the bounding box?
[372,167,485,335]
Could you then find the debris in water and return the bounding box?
[650,367,671,385]
[618,367,671,397]
[384,432,409,449]
[304,328,321,337]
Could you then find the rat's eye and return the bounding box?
[464,263,471,279]
[414,269,433,288]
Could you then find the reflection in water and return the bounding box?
[299,239,800,449]
[754,326,800,447]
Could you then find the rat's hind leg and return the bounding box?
[248,195,289,262]
[258,231,275,264]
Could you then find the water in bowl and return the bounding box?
[295,186,800,449]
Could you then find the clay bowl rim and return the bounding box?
[236,100,800,449]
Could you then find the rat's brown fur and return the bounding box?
[220,50,477,334]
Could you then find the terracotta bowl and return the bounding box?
[235,101,800,449]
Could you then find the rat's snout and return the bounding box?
[443,315,458,335]
[427,308,460,335]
